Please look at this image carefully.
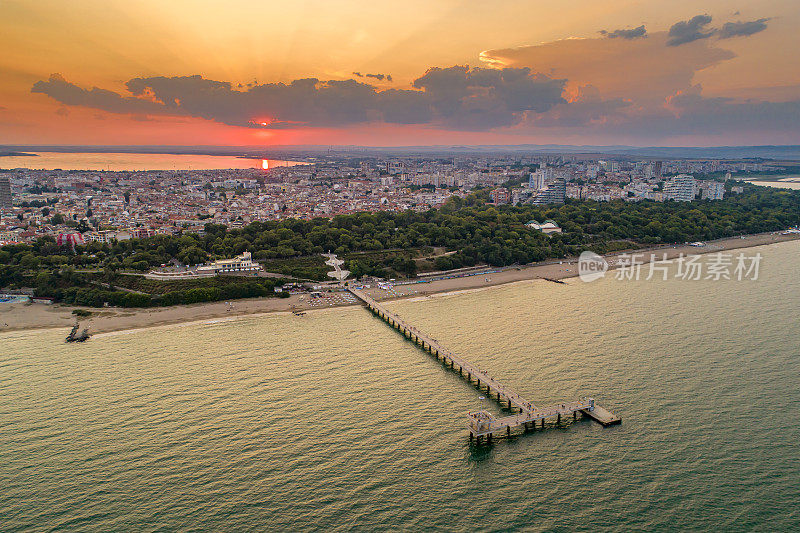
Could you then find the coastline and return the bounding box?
[2,231,798,336]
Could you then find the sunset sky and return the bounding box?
[1,0,798,147]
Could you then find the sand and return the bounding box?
[2,231,797,335]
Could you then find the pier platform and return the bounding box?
[581,403,621,426]
[348,287,621,442]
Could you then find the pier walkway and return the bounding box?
[348,287,620,442]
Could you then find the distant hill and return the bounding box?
[2,144,800,160]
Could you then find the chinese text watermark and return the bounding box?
[579,252,762,282]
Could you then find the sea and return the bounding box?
[744,178,800,190]
[1,240,799,532]
[0,152,306,171]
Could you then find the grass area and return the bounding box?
[105,273,282,295]
[259,256,329,280]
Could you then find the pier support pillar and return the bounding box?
[507,400,512,409]
[541,419,545,429]
[487,433,492,443]
[557,413,561,423]
[506,426,510,436]
[574,411,577,420]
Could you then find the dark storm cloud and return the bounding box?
[667,15,715,46]
[599,25,647,39]
[412,66,565,129]
[31,73,165,115]
[32,67,566,131]
[719,18,770,39]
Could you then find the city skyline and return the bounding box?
[1,1,799,147]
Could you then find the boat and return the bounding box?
[66,324,91,343]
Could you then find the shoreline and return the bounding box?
[2,231,798,336]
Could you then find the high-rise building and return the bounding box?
[531,178,566,205]
[701,181,725,200]
[0,176,12,211]
[663,174,696,202]
[529,165,551,190]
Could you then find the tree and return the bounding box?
[177,246,208,266]
[19,253,40,270]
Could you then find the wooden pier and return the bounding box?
[348,287,620,443]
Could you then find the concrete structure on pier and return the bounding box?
[348,287,620,444]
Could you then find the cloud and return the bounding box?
[480,32,733,104]
[27,10,792,143]
[599,25,647,40]
[719,18,770,39]
[31,73,165,115]
[412,66,565,129]
[32,67,566,131]
[529,85,631,127]
[667,14,715,46]
[654,85,800,135]
[353,72,393,82]
[476,28,799,141]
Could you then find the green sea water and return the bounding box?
[2,241,799,532]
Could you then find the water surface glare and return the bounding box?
[2,241,799,531]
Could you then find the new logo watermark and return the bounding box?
[578,251,608,282]
[578,251,761,283]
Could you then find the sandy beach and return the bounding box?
[2,231,797,335]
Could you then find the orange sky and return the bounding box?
[1,0,798,146]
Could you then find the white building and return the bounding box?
[529,165,552,190]
[197,251,263,274]
[526,220,562,235]
[664,175,696,202]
